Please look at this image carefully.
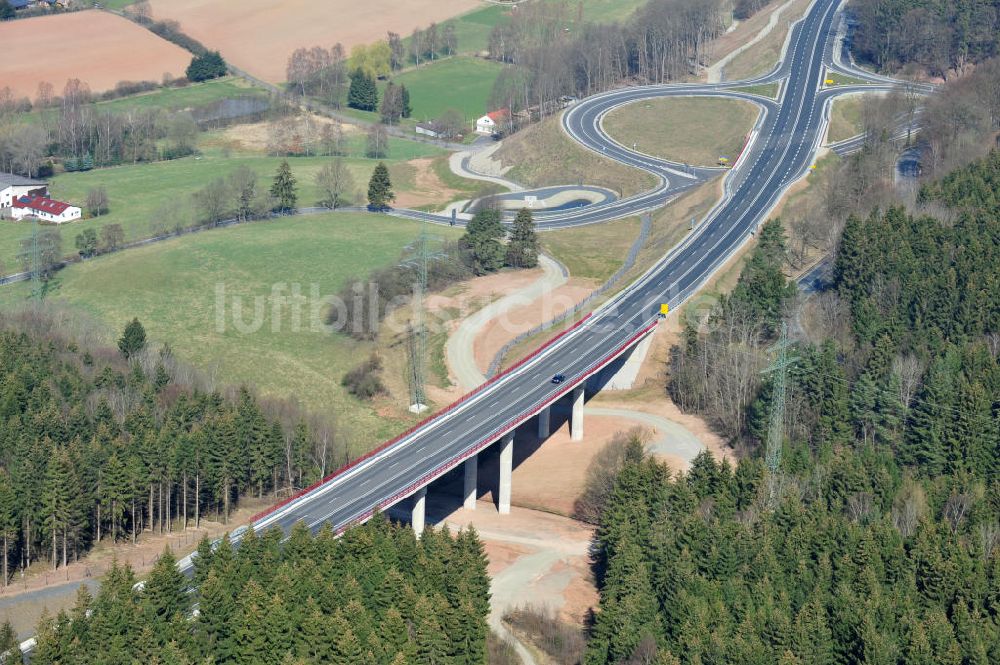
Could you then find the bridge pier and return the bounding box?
[463,455,478,510]
[571,385,585,441]
[498,432,514,514]
[411,486,427,537]
[537,406,551,439]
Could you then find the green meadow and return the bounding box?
[0,212,461,450]
[0,139,444,273]
[389,57,504,122]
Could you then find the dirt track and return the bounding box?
[148,0,482,83]
[0,11,191,99]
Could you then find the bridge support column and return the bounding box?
[463,455,478,510]
[571,385,585,441]
[411,487,427,537]
[498,432,514,515]
[537,406,551,439]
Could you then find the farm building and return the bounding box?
[416,122,444,139]
[475,110,509,135]
[11,194,81,223]
[0,173,48,209]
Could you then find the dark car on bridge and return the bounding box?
[551,374,566,384]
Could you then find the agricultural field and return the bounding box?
[147,0,481,83]
[0,137,444,272]
[0,213,460,450]
[444,4,512,55]
[0,11,191,99]
[603,97,760,166]
[19,77,269,126]
[441,0,648,55]
[388,57,504,122]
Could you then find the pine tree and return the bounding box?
[505,208,539,268]
[461,207,506,274]
[348,69,378,111]
[195,570,235,660]
[271,160,298,213]
[143,547,190,630]
[367,162,395,210]
[0,620,20,661]
[233,580,270,662]
[401,85,412,118]
[902,351,957,474]
[0,470,15,587]
[41,445,72,569]
[118,318,147,359]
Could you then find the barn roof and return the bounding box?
[0,172,47,188]
[13,195,73,215]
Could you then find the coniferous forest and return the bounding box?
[26,518,490,664]
[591,152,1000,664]
[0,310,345,578]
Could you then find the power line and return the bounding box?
[679,326,983,423]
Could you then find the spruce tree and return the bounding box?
[401,84,412,118]
[270,160,298,213]
[0,471,15,587]
[367,162,395,210]
[0,620,20,661]
[143,547,190,628]
[505,208,539,268]
[348,69,378,111]
[118,317,147,359]
[461,207,506,274]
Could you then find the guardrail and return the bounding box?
[249,310,594,524]
[334,316,660,534]
[486,210,653,377]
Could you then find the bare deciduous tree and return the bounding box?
[315,158,356,209]
[85,186,109,217]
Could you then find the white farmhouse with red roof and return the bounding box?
[475,109,509,135]
[11,194,81,223]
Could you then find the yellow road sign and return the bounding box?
[825,78,835,85]
[660,304,670,315]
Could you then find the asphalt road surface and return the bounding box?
[234,0,911,546]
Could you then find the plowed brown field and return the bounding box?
[0,11,191,99]
[148,0,482,83]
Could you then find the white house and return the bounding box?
[475,109,509,135]
[11,195,81,223]
[0,173,48,210]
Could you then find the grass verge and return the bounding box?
[723,0,812,81]
[495,113,656,197]
[731,82,780,98]
[543,216,643,283]
[602,97,760,167]
[826,95,864,143]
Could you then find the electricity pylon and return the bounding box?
[401,227,443,413]
[30,218,43,301]
[761,322,797,509]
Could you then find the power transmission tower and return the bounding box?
[402,226,442,413]
[761,322,797,509]
[30,218,43,301]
